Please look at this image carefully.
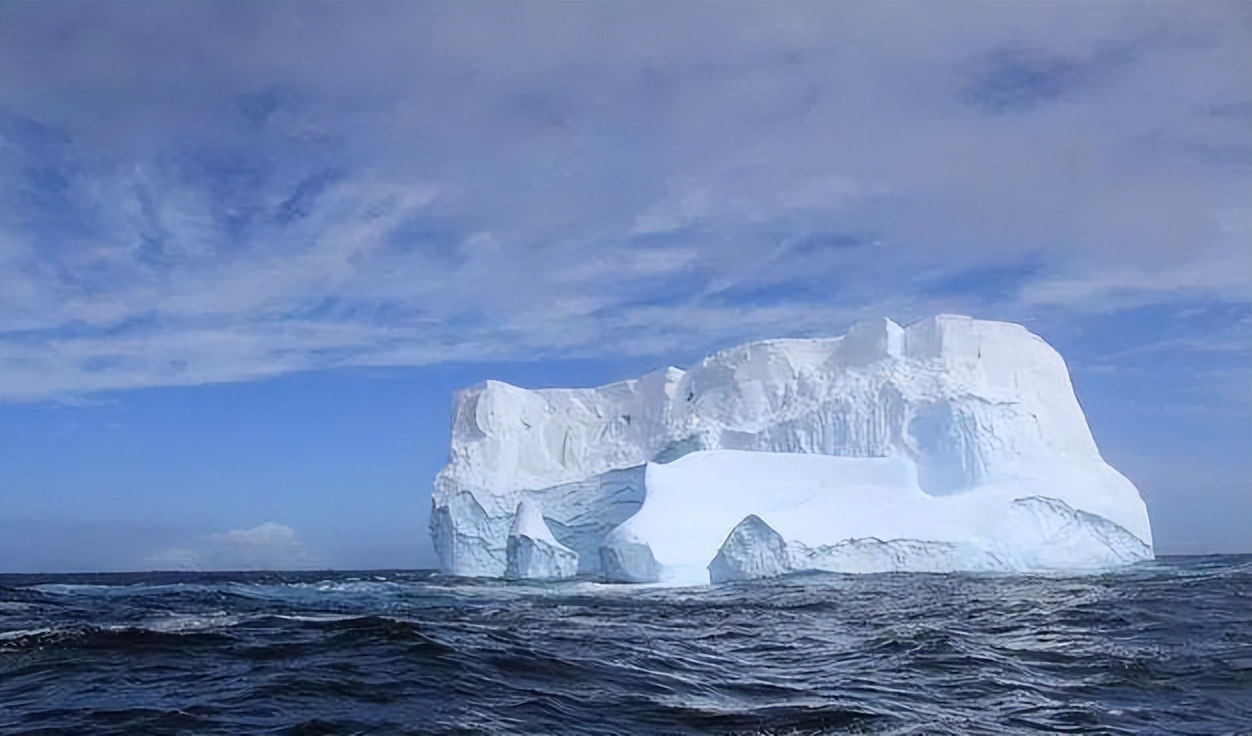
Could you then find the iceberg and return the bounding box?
[430,315,1154,583]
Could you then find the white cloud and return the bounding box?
[0,3,1247,399]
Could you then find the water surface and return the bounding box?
[3,556,1249,735]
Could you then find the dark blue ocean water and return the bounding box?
[2,556,1250,735]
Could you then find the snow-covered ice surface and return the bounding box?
[430,315,1153,583]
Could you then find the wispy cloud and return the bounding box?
[0,3,1247,400]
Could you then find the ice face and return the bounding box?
[430,315,1154,583]
[504,501,578,580]
[708,515,790,584]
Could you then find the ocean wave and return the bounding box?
[0,623,239,653]
[2,557,1249,735]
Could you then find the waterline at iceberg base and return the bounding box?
[429,315,1153,584]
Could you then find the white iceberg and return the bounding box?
[430,315,1154,583]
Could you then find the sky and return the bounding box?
[0,3,1248,572]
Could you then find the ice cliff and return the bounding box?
[430,315,1153,584]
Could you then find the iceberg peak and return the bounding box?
[504,500,578,580]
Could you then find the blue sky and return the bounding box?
[1,3,1248,571]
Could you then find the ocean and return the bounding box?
[2,556,1249,735]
